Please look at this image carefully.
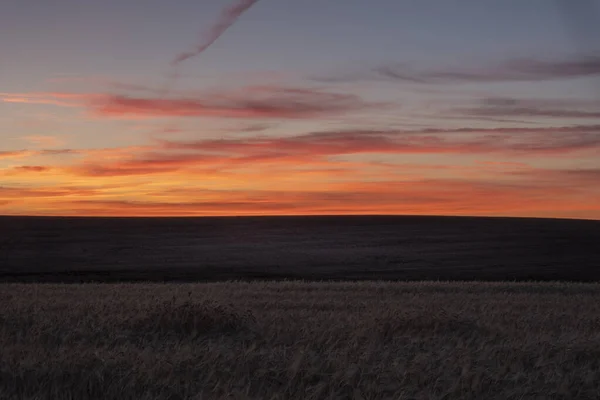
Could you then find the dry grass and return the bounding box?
[1,281,600,399]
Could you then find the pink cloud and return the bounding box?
[2,87,378,120]
[89,87,374,119]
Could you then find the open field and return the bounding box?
[1,216,599,282]
[2,281,600,399]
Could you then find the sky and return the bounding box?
[1,0,599,219]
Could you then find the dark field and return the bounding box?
[0,215,599,282]
[2,217,600,399]
[2,281,600,399]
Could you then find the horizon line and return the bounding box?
[0,213,597,222]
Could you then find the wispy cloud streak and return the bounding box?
[160,0,261,95]
[171,0,261,66]
[456,97,600,119]
[318,55,600,85]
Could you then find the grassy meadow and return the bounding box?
[1,281,600,399]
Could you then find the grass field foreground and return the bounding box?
[1,281,600,399]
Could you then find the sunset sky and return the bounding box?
[1,0,599,219]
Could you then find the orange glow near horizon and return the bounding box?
[1,83,600,222]
[2,139,599,219]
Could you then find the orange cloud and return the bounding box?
[0,186,98,199]
[0,92,99,107]
[0,150,31,160]
[8,166,53,174]
[0,149,79,161]
[3,176,597,219]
